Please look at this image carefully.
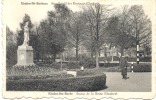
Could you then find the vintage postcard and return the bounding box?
[2,0,156,99]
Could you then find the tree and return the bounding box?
[106,6,136,56]
[6,26,17,66]
[128,5,152,57]
[66,12,86,65]
[82,4,112,68]
[38,20,49,62]
[39,19,64,63]
[30,24,41,61]
[38,4,71,62]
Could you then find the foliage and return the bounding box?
[66,12,86,65]
[7,74,106,91]
[29,30,41,60]
[37,4,71,62]
[99,63,120,67]
[128,57,151,62]
[128,5,152,56]
[131,63,151,72]
[7,5,152,67]
[6,26,17,66]
[99,56,120,62]
[49,62,68,69]
[106,5,151,57]
[77,70,95,76]
[66,62,78,69]
[82,4,112,68]
[79,57,96,68]
[106,7,136,56]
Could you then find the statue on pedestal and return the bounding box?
[15,21,35,67]
[22,22,29,46]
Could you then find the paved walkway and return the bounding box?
[102,72,151,92]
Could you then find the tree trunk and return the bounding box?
[104,47,107,63]
[95,49,99,68]
[75,27,79,67]
[76,46,79,66]
[120,48,124,57]
[53,54,56,62]
[91,52,93,60]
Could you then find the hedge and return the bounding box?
[99,56,119,62]
[7,74,106,91]
[131,63,151,72]
[77,70,95,76]
[128,57,151,62]
[99,63,119,67]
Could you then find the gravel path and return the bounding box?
[102,72,151,92]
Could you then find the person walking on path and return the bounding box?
[120,56,129,79]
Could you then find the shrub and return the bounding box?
[7,74,106,91]
[35,61,45,66]
[99,63,119,67]
[66,62,79,69]
[35,62,68,70]
[6,43,17,66]
[131,63,151,72]
[99,56,119,62]
[79,58,95,68]
[128,58,136,62]
[140,57,151,62]
[49,62,68,69]
[77,70,95,76]
[128,57,151,62]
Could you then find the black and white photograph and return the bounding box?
[3,0,156,99]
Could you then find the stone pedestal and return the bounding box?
[15,46,35,67]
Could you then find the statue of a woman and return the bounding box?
[22,22,29,46]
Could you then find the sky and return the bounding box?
[3,0,154,33]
